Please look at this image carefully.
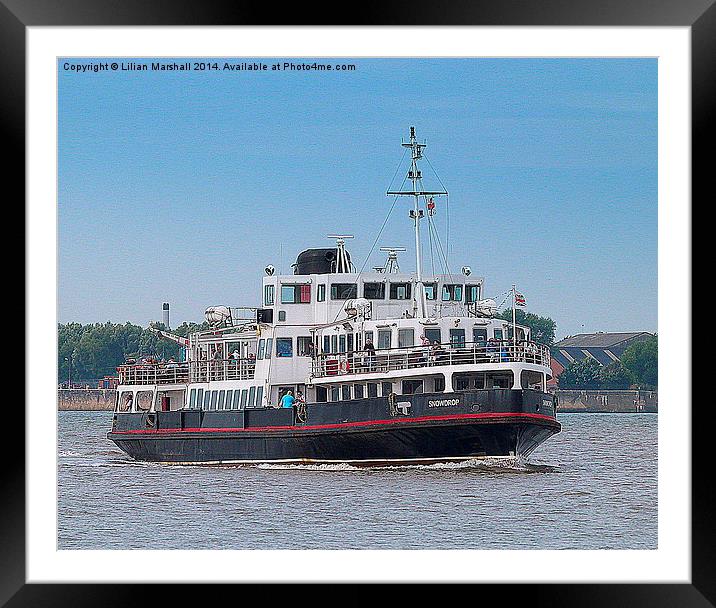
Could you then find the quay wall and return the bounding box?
[554,389,657,413]
[58,389,115,411]
[57,388,657,413]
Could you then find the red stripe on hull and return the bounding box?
[110,411,558,436]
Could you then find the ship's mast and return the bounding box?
[387,127,448,318]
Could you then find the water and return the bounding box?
[58,411,657,550]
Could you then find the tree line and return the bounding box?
[58,321,209,382]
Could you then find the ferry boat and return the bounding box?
[107,128,561,465]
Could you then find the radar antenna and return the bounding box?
[327,234,354,273]
[379,246,406,273]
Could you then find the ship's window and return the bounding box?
[454,376,470,391]
[424,328,441,345]
[339,335,346,353]
[196,389,204,409]
[466,284,481,304]
[390,282,411,300]
[398,328,415,348]
[521,370,544,391]
[363,282,385,299]
[323,336,330,355]
[256,386,264,406]
[278,311,287,322]
[342,385,351,401]
[233,390,242,408]
[347,333,354,353]
[474,374,486,389]
[218,390,226,410]
[381,381,392,397]
[281,284,311,304]
[364,331,374,346]
[402,379,424,395]
[136,391,153,411]
[494,328,504,341]
[210,390,218,410]
[487,372,513,389]
[240,389,248,408]
[331,283,357,300]
[450,328,466,348]
[225,390,233,409]
[316,386,328,402]
[442,284,463,301]
[330,335,338,354]
[265,339,273,359]
[264,284,275,306]
[297,337,313,356]
[317,284,326,302]
[276,338,293,358]
[248,386,256,407]
[473,328,488,345]
[203,390,211,409]
[378,329,392,350]
[354,384,364,399]
[367,383,378,398]
[258,339,266,360]
[189,388,197,407]
[330,386,340,402]
[424,283,437,300]
[434,376,445,392]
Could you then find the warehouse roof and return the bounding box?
[554,332,653,348]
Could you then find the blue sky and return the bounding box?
[58,58,657,339]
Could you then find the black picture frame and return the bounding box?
[6,0,706,602]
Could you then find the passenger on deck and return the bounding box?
[364,338,376,371]
[230,349,240,364]
[431,341,446,364]
[166,358,178,368]
[280,390,295,409]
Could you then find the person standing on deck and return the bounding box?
[280,390,295,409]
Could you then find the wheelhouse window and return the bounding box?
[264,284,275,306]
[331,283,357,300]
[258,338,266,360]
[398,328,415,348]
[377,329,392,350]
[465,284,481,304]
[424,282,437,300]
[276,338,293,357]
[473,328,488,345]
[450,328,466,348]
[317,284,326,302]
[442,284,463,301]
[363,282,386,299]
[424,328,441,344]
[390,282,411,300]
[281,284,311,304]
[297,337,313,356]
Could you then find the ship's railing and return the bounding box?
[117,359,256,386]
[311,341,550,378]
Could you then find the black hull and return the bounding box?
[108,389,560,464]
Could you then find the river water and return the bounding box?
[58,411,657,550]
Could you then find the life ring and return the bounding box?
[340,359,350,373]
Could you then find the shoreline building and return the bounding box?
[549,332,655,385]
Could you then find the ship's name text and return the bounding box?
[428,398,460,408]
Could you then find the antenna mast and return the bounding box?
[386,127,448,318]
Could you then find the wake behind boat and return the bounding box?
[107,127,561,465]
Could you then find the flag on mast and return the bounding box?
[515,291,526,307]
